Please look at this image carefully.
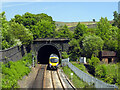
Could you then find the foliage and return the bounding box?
[95,64,107,78]
[82,35,104,57]
[2,53,33,88]
[105,26,118,51]
[88,55,100,69]
[95,63,119,85]
[113,11,119,26]
[62,52,69,59]
[96,17,118,51]
[93,19,95,22]
[9,22,33,46]
[56,25,72,39]
[74,22,87,40]
[117,29,120,61]
[31,20,55,39]
[68,39,81,61]
[118,14,120,29]
[0,12,17,49]
[11,12,56,39]
[96,17,111,40]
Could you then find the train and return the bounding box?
[49,54,59,69]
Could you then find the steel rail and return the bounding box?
[57,69,65,90]
[51,71,55,90]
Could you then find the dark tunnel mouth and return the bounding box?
[37,45,60,64]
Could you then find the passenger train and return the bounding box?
[49,54,59,69]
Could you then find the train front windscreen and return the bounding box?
[50,58,58,63]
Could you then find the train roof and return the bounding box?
[50,54,58,57]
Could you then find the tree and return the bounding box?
[68,39,81,61]
[113,11,119,26]
[118,14,120,29]
[74,22,87,40]
[93,19,95,22]
[88,55,100,76]
[1,12,17,49]
[31,20,55,39]
[117,29,120,62]
[9,22,33,46]
[82,35,104,58]
[96,17,115,50]
[56,25,72,38]
[89,55,100,68]
[105,26,118,51]
[96,17,111,40]
[11,12,56,39]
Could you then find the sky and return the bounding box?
[1,1,119,22]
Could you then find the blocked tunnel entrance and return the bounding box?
[37,45,61,64]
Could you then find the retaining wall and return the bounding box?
[0,45,26,63]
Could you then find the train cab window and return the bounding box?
[50,58,58,63]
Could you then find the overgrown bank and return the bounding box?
[62,66,94,88]
[2,53,34,88]
[70,60,120,89]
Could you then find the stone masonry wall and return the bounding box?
[0,45,26,63]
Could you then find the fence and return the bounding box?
[67,62,118,89]
[61,58,69,66]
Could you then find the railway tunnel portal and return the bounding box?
[32,38,69,64]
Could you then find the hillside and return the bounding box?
[55,21,97,31]
[55,21,114,31]
[55,21,96,27]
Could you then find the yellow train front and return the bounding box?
[49,54,59,70]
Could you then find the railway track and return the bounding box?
[32,64,47,88]
[32,64,75,90]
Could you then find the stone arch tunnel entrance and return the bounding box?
[37,45,61,64]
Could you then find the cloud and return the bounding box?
[1,0,120,2]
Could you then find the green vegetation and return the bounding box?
[1,12,56,50]
[71,62,88,74]
[82,35,104,57]
[1,12,33,50]
[11,12,56,40]
[1,10,120,89]
[86,56,120,87]
[68,39,81,61]
[70,61,120,88]
[55,25,73,39]
[61,51,69,59]
[62,66,94,88]
[95,63,119,85]
[2,53,33,88]
[88,56,100,69]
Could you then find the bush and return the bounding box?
[2,53,33,88]
[95,63,119,85]
[88,55,100,68]
[95,64,107,78]
[62,52,69,59]
[104,74,114,84]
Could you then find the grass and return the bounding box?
[62,66,94,88]
[69,61,120,89]
[71,61,88,74]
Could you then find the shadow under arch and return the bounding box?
[37,44,61,64]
